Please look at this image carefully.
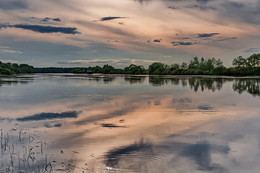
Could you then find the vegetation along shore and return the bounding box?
[1,53,260,76]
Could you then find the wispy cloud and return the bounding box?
[0,59,19,64]
[214,37,237,42]
[244,47,260,53]
[0,46,22,54]
[57,58,156,66]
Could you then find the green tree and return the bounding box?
[124,64,146,74]
[102,64,115,74]
[149,62,166,74]
[232,56,246,68]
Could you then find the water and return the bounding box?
[0,74,260,173]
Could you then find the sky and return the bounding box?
[0,0,260,67]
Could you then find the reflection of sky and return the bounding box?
[0,74,260,172]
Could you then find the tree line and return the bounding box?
[0,61,34,75]
[1,53,260,76]
[81,53,260,76]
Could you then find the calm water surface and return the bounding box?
[0,74,260,172]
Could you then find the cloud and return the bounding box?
[45,123,63,128]
[42,17,62,22]
[214,37,237,42]
[244,47,260,53]
[58,59,119,65]
[57,58,156,66]
[153,39,161,43]
[197,104,214,111]
[100,123,126,128]
[0,24,80,34]
[198,33,219,38]
[53,18,62,22]
[0,0,28,10]
[100,17,126,21]
[0,59,19,64]
[16,111,79,121]
[0,46,22,54]
[41,17,51,22]
[171,41,195,46]
[168,6,177,9]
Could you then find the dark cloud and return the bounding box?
[197,105,214,110]
[41,17,51,22]
[16,111,79,121]
[100,17,126,21]
[0,0,28,10]
[42,17,62,22]
[153,39,161,43]
[44,123,63,128]
[198,33,219,38]
[171,41,195,46]
[0,24,80,34]
[100,123,126,128]
[53,18,61,22]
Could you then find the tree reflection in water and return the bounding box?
[147,76,260,97]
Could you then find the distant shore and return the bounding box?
[1,53,260,76]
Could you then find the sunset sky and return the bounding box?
[0,0,260,67]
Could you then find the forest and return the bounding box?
[1,53,260,76]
